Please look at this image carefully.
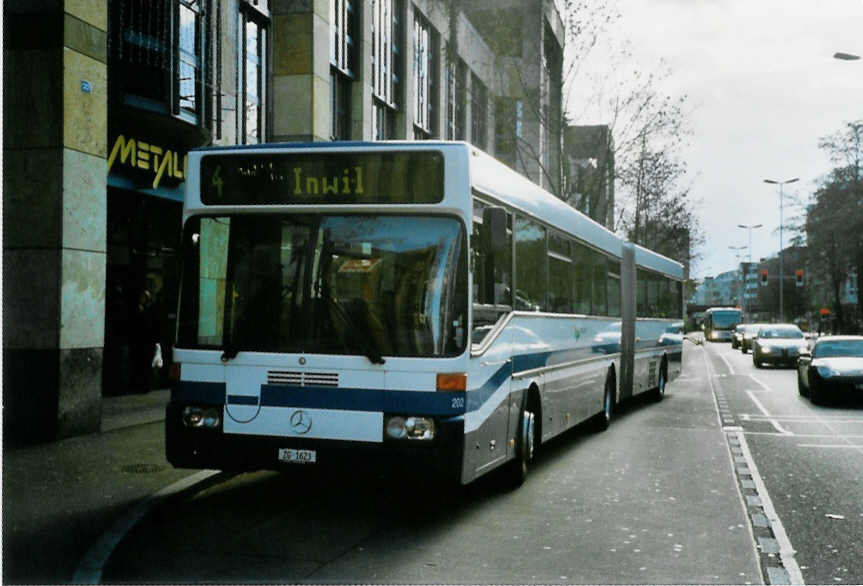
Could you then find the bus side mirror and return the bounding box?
[482,207,508,254]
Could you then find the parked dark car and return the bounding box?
[752,324,808,368]
[740,323,767,354]
[797,336,863,404]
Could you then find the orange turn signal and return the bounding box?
[436,372,467,392]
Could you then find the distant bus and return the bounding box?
[703,307,742,342]
[166,141,685,486]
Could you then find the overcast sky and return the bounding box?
[566,0,863,279]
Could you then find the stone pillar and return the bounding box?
[3,1,108,443]
[271,0,331,142]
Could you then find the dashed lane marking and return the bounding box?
[745,390,792,436]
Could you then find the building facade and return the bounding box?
[3,0,564,443]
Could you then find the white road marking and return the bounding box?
[734,430,805,585]
[746,390,792,436]
[718,352,736,374]
[797,444,863,449]
[703,348,804,585]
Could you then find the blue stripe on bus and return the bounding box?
[512,352,552,373]
[467,363,512,411]
[227,395,259,406]
[259,386,467,416]
[172,381,226,404]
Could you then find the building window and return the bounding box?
[470,73,487,149]
[412,10,437,139]
[445,54,466,140]
[111,0,212,125]
[372,0,402,140]
[239,2,269,144]
[331,0,357,140]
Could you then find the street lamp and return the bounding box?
[738,223,763,318]
[764,177,799,322]
[833,52,861,61]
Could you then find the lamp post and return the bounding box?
[738,223,763,318]
[764,177,799,322]
[833,52,861,61]
[729,245,746,309]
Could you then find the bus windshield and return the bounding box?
[710,310,740,329]
[178,214,467,359]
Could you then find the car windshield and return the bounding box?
[177,214,468,358]
[814,340,863,358]
[758,328,803,339]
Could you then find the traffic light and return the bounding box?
[796,269,804,287]
[760,269,768,285]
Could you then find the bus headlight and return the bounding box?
[182,406,221,429]
[385,416,436,440]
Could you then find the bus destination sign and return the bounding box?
[200,151,444,205]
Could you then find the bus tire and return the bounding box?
[505,403,536,488]
[594,371,615,431]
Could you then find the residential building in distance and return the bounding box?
[563,124,615,230]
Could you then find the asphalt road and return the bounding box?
[101,340,775,584]
[702,339,863,585]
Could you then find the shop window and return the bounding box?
[331,0,356,139]
[110,0,211,126]
[239,2,269,144]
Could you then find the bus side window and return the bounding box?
[472,201,512,309]
[515,216,547,311]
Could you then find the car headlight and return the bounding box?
[760,345,773,353]
[816,365,839,379]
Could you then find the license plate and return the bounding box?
[278,448,317,464]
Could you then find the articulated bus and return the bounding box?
[703,306,742,342]
[166,141,685,486]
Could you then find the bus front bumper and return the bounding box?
[165,403,465,483]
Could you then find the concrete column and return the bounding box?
[271,0,331,142]
[3,1,108,442]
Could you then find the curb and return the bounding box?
[72,470,232,584]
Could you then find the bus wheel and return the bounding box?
[595,373,615,431]
[652,361,667,402]
[505,405,535,488]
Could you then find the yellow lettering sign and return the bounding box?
[107,134,187,190]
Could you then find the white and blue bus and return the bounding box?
[166,141,685,486]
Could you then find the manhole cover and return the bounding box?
[121,463,165,474]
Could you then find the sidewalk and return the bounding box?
[2,389,201,584]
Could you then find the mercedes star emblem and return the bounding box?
[290,410,312,435]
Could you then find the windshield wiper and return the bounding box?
[327,294,386,365]
[221,342,239,363]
